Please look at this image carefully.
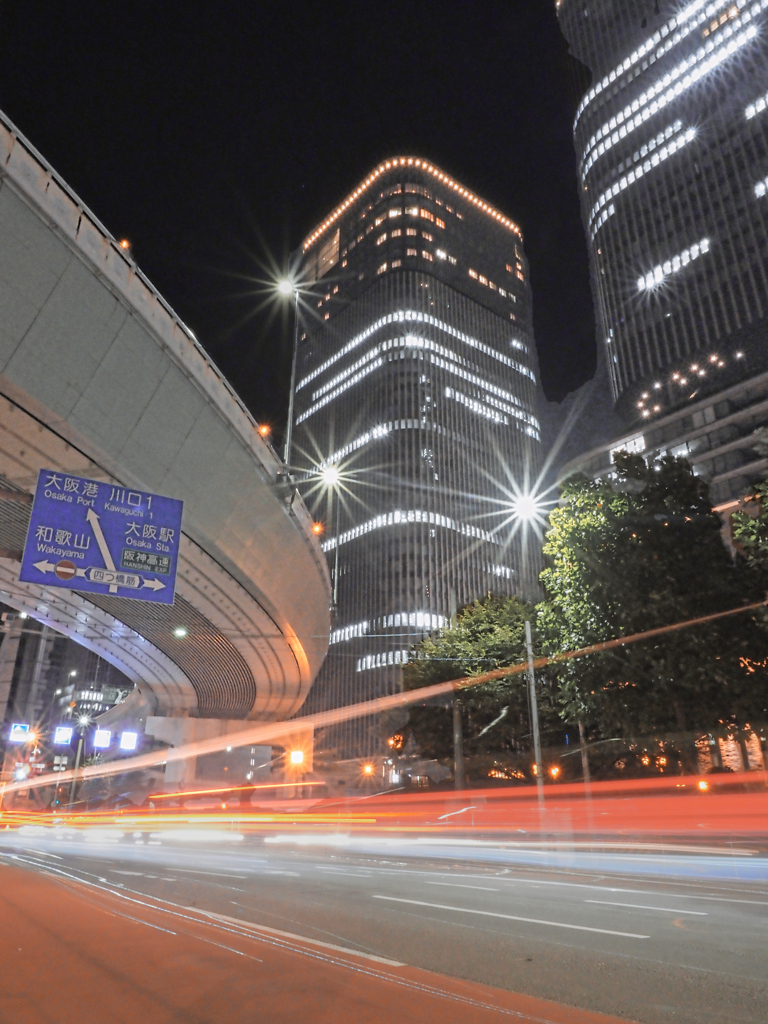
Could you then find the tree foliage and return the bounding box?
[401,595,556,761]
[538,453,768,737]
[731,478,768,574]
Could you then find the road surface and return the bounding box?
[1,831,766,1023]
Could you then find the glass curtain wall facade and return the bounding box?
[556,0,768,429]
[292,159,543,756]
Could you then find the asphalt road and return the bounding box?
[1,832,766,1024]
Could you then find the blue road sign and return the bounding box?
[20,469,183,605]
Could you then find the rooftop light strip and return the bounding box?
[356,650,410,672]
[581,9,762,175]
[296,309,534,391]
[330,620,370,644]
[637,237,711,291]
[574,0,743,130]
[299,337,537,426]
[312,345,383,400]
[443,387,540,439]
[589,125,696,237]
[302,157,522,251]
[332,610,447,645]
[321,508,499,552]
[581,17,758,178]
[489,563,514,579]
[471,389,541,435]
[317,415,481,469]
[319,334,514,402]
[318,423,392,468]
[431,356,539,427]
[444,387,509,427]
[746,88,768,118]
[592,205,616,237]
[296,358,383,423]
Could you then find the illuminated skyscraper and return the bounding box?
[557,0,768,502]
[291,158,543,755]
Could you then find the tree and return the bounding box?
[538,452,768,739]
[401,595,555,765]
[731,478,768,574]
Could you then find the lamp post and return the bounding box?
[279,279,300,467]
[320,466,342,611]
[68,714,90,810]
[525,620,544,809]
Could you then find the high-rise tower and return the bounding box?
[557,0,768,503]
[291,158,543,755]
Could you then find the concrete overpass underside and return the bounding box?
[0,107,331,758]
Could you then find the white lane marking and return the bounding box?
[173,868,247,878]
[426,882,500,891]
[585,900,708,916]
[372,896,649,939]
[447,874,768,906]
[117,912,177,935]
[315,866,371,875]
[197,910,405,966]
[109,870,145,876]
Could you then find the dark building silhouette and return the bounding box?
[290,158,544,755]
[556,0,768,503]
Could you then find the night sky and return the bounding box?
[0,1,595,439]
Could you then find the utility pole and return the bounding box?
[68,725,87,809]
[525,620,544,807]
[448,587,464,790]
[578,719,591,788]
[453,698,465,790]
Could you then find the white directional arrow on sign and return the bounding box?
[34,560,87,577]
[86,508,118,592]
[33,556,165,592]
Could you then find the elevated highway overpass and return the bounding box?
[0,107,331,765]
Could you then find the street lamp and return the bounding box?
[68,714,91,809]
[509,494,542,522]
[279,278,300,467]
[320,465,342,610]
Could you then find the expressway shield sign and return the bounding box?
[20,469,183,604]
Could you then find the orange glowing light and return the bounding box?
[549,766,561,779]
[119,239,131,250]
[698,780,709,791]
[362,763,374,775]
[148,779,325,800]
[258,424,271,437]
[312,522,324,535]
